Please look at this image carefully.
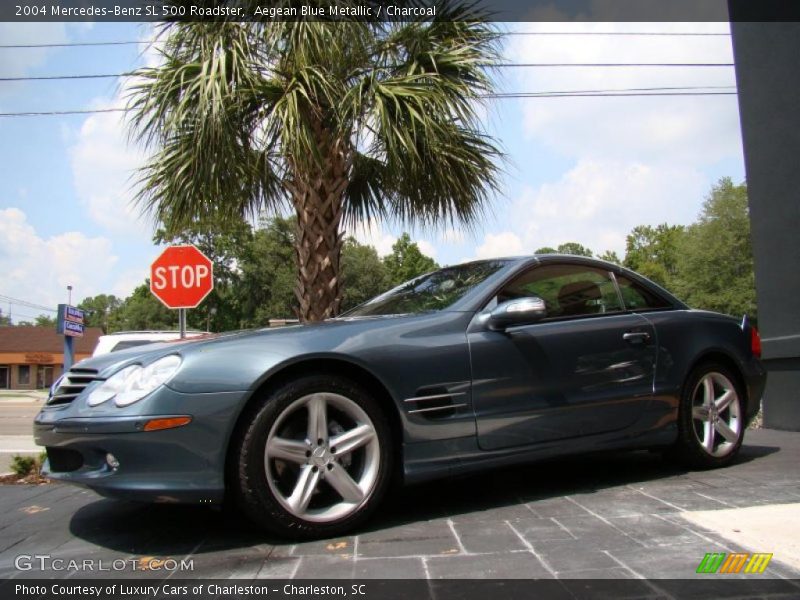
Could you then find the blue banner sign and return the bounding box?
[63,320,84,338]
[65,305,84,324]
[56,304,85,338]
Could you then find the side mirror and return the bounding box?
[488,297,547,331]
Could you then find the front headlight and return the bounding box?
[87,355,182,407]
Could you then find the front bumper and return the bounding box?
[33,386,248,504]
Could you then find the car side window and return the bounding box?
[494,264,623,318]
[615,274,672,311]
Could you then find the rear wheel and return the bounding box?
[233,375,392,538]
[673,363,745,469]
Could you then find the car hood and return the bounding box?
[72,315,426,378]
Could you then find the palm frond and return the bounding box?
[343,152,390,229]
[128,8,504,238]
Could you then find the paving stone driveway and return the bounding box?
[0,429,799,584]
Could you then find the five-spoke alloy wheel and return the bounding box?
[265,392,380,522]
[233,375,392,538]
[674,363,746,468]
[690,371,742,458]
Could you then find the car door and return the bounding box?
[468,262,657,451]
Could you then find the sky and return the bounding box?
[0,20,745,323]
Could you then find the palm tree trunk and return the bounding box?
[290,132,350,322]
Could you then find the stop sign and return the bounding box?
[150,245,214,309]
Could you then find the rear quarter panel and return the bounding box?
[642,309,764,426]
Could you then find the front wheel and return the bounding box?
[232,375,392,539]
[673,363,745,469]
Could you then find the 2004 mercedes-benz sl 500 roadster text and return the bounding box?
[35,255,765,538]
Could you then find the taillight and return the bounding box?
[750,326,762,358]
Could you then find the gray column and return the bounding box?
[729,12,800,430]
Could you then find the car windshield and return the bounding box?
[343,260,510,317]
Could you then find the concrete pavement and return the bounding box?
[0,397,43,473]
[0,390,48,404]
[0,428,798,588]
[682,503,800,570]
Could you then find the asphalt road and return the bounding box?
[0,428,799,591]
[0,401,41,435]
[0,400,43,472]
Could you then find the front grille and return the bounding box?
[48,368,101,406]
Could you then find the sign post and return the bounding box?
[56,304,84,371]
[179,308,186,339]
[150,245,214,336]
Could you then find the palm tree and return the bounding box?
[128,3,502,321]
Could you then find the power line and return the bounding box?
[0,87,738,117]
[0,294,57,313]
[487,91,737,98]
[0,73,130,81]
[7,311,54,322]
[503,31,730,36]
[0,63,735,83]
[0,32,731,49]
[0,108,126,117]
[493,63,734,68]
[491,84,736,95]
[0,40,147,49]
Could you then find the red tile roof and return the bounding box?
[0,326,102,354]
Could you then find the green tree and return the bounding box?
[128,13,502,322]
[383,233,439,287]
[597,250,621,265]
[340,238,391,312]
[238,216,298,326]
[78,294,122,333]
[623,223,685,287]
[673,178,756,318]
[556,242,593,257]
[114,283,177,331]
[534,246,558,254]
[35,314,57,327]
[0,309,11,326]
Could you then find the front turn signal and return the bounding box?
[143,416,192,432]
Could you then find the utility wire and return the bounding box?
[493,63,734,68]
[0,88,738,117]
[0,73,130,81]
[7,311,54,321]
[0,63,736,82]
[0,294,57,313]
[0,41,147,49]
[503,31,730,36]
[0,31,731,48]
[0,108,127,116]
[487,91,737,98]
[493,84,736,94]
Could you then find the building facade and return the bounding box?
[0,327,102,390]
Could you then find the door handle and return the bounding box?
[623,331,651,343]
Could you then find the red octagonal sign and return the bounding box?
[150,245,214,309]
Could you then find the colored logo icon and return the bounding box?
[696,552,773,574]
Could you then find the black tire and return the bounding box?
[231,374,393,539]
[672,362,746,469]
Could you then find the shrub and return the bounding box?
[10,455,37,477]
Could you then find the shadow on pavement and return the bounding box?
[68,442,781,552]
[368,442,780,531]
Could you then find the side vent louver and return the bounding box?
[404,387,467,419]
